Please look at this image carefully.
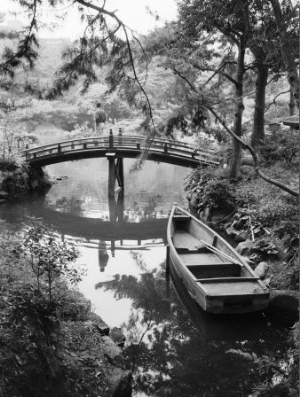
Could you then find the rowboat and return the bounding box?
[167,205,269,314]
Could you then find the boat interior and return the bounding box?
[172,214,256,283]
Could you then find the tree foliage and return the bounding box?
[22,224,83,304]
[0,0,298,197]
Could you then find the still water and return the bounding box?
[0,157,292,397]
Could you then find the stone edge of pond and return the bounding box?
[88,312,132,397]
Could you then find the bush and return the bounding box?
[260,131,299,168]
[22,225,84,304]
[2,169,29,196]
[0,158,19,172]
[202,179,236,210]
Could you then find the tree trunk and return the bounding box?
[289,89,295,115]
[251,64,269,148]
[229,41,245,179]
[269,0,299,109]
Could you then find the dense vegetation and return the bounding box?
[0,224,114,397]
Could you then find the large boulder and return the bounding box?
[110,327,126,348]
[101,335,127,370]
[241,156,254,166]
[254,261,269,279]
[236,239,254,255]
[240,165,255,176]
[107,367,132,397]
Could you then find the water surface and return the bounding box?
[0,157,292,397]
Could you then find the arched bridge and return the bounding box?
[23,134,220,168]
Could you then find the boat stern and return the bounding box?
[204,293,270,314]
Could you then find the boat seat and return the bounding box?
[176,247,210,253]
[173,232,208,252]
[173,215,191,222]
[187,263,241,279]
[196,277,259,283]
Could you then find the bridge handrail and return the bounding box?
[23,135,218,154]
[22,134,221,164]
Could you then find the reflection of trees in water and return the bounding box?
[55,196,83,216]
[95,252,291,397]
[124,196,167,223]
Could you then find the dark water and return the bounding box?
[0,157,292,397]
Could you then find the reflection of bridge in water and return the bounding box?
[32,207,168,243]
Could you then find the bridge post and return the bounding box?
[58,144,61,153]
[164,142,168,153]
[118,128,123,146]
[108,158,116,198]
[109,129,114,148]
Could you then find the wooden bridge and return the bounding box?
[23,133,220,168]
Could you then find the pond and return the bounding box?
[0,155,292,397]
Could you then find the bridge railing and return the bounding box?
[23,134,221,165]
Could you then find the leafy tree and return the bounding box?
[141,2,298,196]
[22,224,83,304]
[0,1,298,197]
[268,0,299,109]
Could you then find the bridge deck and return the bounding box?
[23,134,220,168]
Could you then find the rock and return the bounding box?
[226,226,238,238]
[236,239,254,255]
[97,322,110,335]
[241,157,254,166]
[101,335,126,369]
[242,256,255,266]
[108,367,132,397]
[240,165,255,176]
[235,231,248,242]
[267,289,299,326]
[254,261,269,279]
[190,193,199,208]
[110,327,126,348]
[203,207,212,221]
[89,313,110,335]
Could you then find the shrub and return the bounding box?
[22,225,84,304]
[0,158,19,172]
[202,179,236,211]
[260,131,299,167]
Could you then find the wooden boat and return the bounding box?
[167,205,269,314]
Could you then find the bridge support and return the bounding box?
[107,156,125,222]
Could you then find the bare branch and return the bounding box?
[193,63,238,86]
[266,89,291,110]
[203,61,238,87]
